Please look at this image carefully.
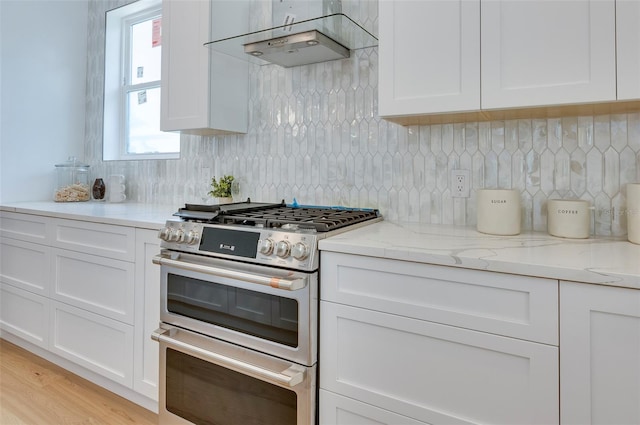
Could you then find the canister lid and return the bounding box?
[55,156,90,169]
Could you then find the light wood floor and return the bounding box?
[0,339,158,425]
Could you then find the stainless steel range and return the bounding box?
[152,199,381,425]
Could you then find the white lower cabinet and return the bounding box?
[49,300,134,387]
[560,281,640,425]
[0,237,51,296]
[0,212,160,410]
[320,252,559,425]
[0,283,49,349]
[52,248,135,324]
[320,390,426,425]
[133,229,160,401]
[320,301,558,425]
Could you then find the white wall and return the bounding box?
[0,0,89,202]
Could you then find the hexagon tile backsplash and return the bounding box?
[85,1,640,237]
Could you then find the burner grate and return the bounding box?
[174,200,380,232]
[219,206,380,232]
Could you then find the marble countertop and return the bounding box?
[0,201,175,230]
[319,221,640,289]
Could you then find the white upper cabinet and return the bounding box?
[378,0,640,122]
[481,0,616,109]
[160,0,248,134]
[617,0,640,100]
[378,0,480,117]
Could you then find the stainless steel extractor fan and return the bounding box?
[243,29,349,68]
[204,0,377,68]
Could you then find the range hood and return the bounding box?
[205,1,377,68]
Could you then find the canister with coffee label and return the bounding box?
[547,199,591,239]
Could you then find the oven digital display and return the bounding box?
[200,228,260,258]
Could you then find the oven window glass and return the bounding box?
[167,273,299,347]
[166,348,297,425]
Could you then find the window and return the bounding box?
[103,0,179,161]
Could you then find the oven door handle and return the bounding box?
[152,254,306,291]
[152,327,305,387]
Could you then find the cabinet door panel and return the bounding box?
[481,0,615,109]
[560,282,640,425]
[50,301,134,387]
[1,238,51,295]
[0,283,49,348]
[0,211,50,244]
[378,0,480,116]
[133,229,160,400]
[52,218,135,261]
[617,0,640,100]
[52,248,135,324]
[320,301,559,425]
[320,390,427,425]
[321,252,558,345]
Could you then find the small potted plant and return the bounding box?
[208,175,235,204]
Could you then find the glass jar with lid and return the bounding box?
[54,157,91,202]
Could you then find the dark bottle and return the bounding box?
[92,178,106,200]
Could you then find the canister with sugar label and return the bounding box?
[476,189,521,235]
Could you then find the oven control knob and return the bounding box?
[175,228,186,243]
[185,230,200,245]
[258,238,275,255]
[158,227,171,241]
[275,240,291,258]
[291,242,310,260]
[166,228,179,242]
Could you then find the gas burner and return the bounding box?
[174,199,380,232]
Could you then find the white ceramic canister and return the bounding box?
[108,174,126,203]
[627,183,640,244]
[547,199,591,239]
[476,189,521,235]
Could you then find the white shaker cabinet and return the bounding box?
[320,252,559,425]
[378,0,480,118]
[0,212,52,348]
[48,219,136,386]
[160,0,248,134]
[560,281,640,425]
[617,0,640,100]
[133,229,161,401]
[481,0,616,109]
[0,211,160,411]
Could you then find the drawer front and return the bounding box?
[52,218,135,261]
[0,283,50,348]
[0,211,50,244]
[52,248,135,324]
[320,301,559,425]
[49,301,134,387]
[1,238,51,296]
[320,389,427,425]
[321,252,558,345]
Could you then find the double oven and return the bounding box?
[152,200,380,425]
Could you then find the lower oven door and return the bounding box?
[153,325,316,425]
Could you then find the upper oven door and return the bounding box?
[154,251,317,366]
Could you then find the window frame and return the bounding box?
[103,0,180,161]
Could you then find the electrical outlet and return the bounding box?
[451,169,470,198]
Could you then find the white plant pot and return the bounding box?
[217,197,233,205]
